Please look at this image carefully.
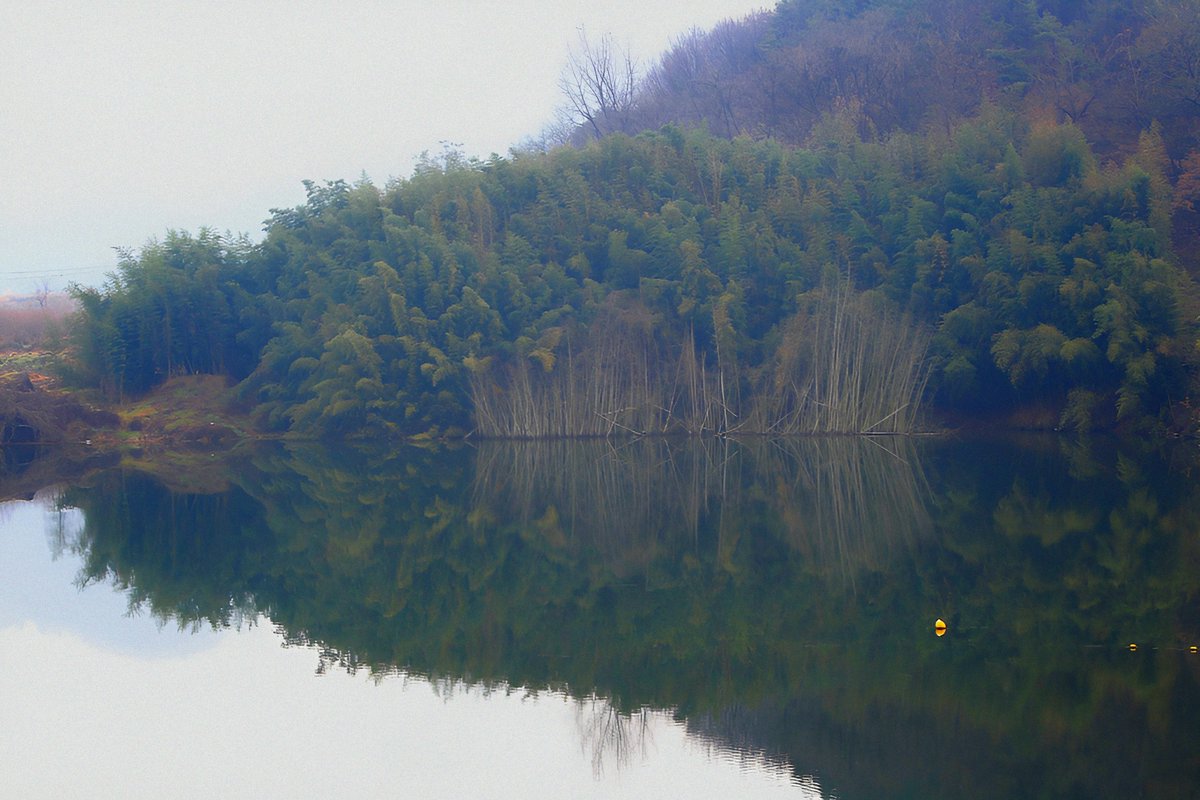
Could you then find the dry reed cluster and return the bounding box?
[470,285,931,438]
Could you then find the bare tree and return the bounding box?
[559,29,640,140]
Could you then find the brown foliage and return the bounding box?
[470,298,701,437]
[471,287,931,438]
[0,294,74,348]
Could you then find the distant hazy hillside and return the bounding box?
[0,294,75,349]
[570,0,1200,162]
[557,0,1200,267]
[0,293,77,313]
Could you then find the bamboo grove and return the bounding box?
[67,112,1196,437]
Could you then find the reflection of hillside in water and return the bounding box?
[0,443,115,504]
[472,437,932,583]
[49,436,1200,800]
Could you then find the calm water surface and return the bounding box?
[1,436,1197,799]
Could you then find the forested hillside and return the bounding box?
[66,1,1200,438]
[570,0,1200,161]
[564,0,1200,261]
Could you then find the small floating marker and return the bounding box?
[1190,645,1198,654]
[1129,643,1138,652]
[934,618,948,637]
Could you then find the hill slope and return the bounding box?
[65,113,1198,436]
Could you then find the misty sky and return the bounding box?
[1,1,767,294]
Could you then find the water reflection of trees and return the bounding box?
[51,436,1200,800]
[574,696,652,777]
[471,436,932,584]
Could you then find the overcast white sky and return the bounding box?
[0,1,768,295]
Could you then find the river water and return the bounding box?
[1,436,1197,799]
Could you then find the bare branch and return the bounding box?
[559,29,640,140]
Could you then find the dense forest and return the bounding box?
[65,0,1200,437]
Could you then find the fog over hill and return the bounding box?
[0,0,769,294]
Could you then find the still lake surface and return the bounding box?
[1,435,1198,799]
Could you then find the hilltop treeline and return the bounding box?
[574,0,1200,164]
[67,110,1196,436]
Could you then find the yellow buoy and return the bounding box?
[934,618,948,637]
[1190,645,1198,654]
[1129,643,1138,652]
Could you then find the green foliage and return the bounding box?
[287,329,390,436]
[66,230,262,400]
[67,114,1197,433]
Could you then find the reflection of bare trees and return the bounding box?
[471,436,932,581]
[472,439,723,576]
[575,696,652,776]
[754,437,933,582]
